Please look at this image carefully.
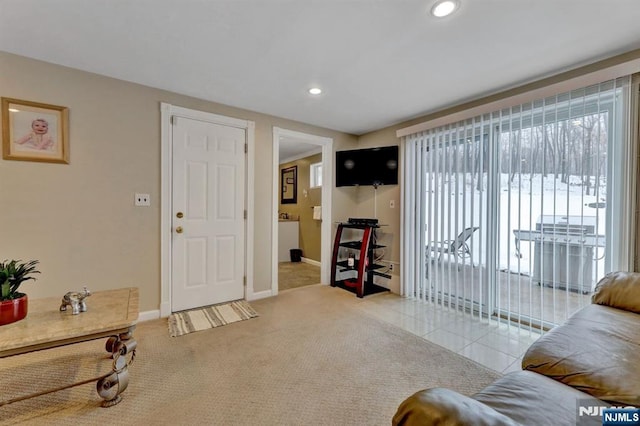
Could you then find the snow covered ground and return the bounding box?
[426,172,607,285]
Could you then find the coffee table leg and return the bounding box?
[105,327,136,357]
[97,330,137,407]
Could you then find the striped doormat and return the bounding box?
[168,300,258,337]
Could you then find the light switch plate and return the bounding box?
[135,193,150,206]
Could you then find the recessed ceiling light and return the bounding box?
[309,88,322,95]
[431,0,459,18]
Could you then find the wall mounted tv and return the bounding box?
[336,145,398,187]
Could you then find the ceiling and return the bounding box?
[278,136,321,163]
[2,1,640,135]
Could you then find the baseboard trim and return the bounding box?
[301,257,321,267]
[139,309,161,322]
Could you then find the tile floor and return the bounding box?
[353,291,542,374]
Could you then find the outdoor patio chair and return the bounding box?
[427,226,480,263]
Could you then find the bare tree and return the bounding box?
[559,121,569,183]
[509,130,522,183]
[580,115,599,195]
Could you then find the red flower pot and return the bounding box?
[0,294,28,326]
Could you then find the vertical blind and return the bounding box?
[401,77,635,329]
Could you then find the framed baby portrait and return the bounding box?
[2,97,69,164]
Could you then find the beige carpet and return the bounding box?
[0,285,500,425]
[278,261,321,290]
[168,300,258,337]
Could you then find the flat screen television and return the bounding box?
[336,145,398,187]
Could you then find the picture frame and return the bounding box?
[2,97,70,164]
[281,165,297,204]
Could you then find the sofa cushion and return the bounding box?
[522,304,640,405]
[591,271,640,314]
[474,371,601,426]
[393,387,520,426]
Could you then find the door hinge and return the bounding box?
[244,210,247,220]
[243,276,247,286]
[244,143,248,154]
[171,116,177,126]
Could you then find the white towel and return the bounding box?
[313,206,322,220]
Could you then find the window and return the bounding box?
[310,162,322,188]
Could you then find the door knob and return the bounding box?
[176,212,184,218]
[176,226,183,234]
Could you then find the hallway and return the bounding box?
[278,262,321,291]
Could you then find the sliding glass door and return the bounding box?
[419,127,489,318]
[495,86,620,327]
[403,77,633,329]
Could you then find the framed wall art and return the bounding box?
[2,97,69,164]
[281,165,297,204]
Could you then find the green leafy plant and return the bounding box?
[0,260,40,301]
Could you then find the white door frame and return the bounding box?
[160,103,255,317]
[272,127,333,295]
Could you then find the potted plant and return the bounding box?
[0,260,40,326]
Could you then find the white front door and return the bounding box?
[171,116,246,312]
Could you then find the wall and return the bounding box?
[352,128,402,293]
[0,51,358,312]
[279,153,322,261]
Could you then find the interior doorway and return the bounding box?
[272,128,333,295]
